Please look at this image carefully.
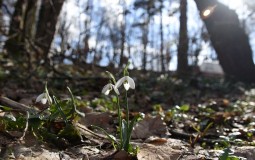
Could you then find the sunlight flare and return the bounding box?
[202,5,216,19]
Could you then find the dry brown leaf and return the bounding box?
[132,116,168,139]
[113,150,132,160]
[79,112,113,129]
[137,143,182,160]
[144,136,168,145]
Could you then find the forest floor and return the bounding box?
[0,69,255,160]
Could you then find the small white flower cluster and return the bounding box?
[102,76,135,95]
[36,93,52,104]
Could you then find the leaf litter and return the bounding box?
[0,73,255,159]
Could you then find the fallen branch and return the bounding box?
[169,129,231,145]
[0,96,37,113]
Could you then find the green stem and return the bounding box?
[116,95,123,149]
[125,91,129,129]
[124,90,129,151]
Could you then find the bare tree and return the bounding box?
[35,0,65,67]
[194,0,255,82]
[119,0,127,68]
[5,0,27,60]
[4,0,40,76]
[177,0,189,74]
[159,0,165,72]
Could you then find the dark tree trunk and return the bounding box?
[5,0,38,72]
[194,0,255,82]
[119,14,126,68]
[159,0,165,72]
[35,0,65,66]
[0,0,3,30]
[5,0,26,59]
[142,24,149,71]
[177,0,189,74]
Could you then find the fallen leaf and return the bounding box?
[132,116,168,139]
[137,143,182,160]
[79,112,112,129]
[144,136,168,145]
[113,150,132,160]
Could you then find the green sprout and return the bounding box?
[33,85,85,148]
[98,63,142,155]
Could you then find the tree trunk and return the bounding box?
[35,0,65,66]
[0,0,3,31]
[177,0,189,74]
[194,0,255,82]
[159,0,165,72]
[5,0,26,59]
[4,0,39,75]
[82,0,93,64]
[119,13,126,68]
[142,24,149,71]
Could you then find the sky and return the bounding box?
[59,0,253,71]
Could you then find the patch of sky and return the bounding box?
[54,0,255,70]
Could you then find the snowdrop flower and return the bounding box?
[102,83,120,95]
[115,76,135,91]
[36,93,52,104]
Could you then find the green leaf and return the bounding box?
[58,123,82,143]
[91,125,119,148]
[44,82,52,105]
[123,62,130,76]
[4,113,16,121]
[219,148,239,160]
[29,117,44,135]
[219,148,230,160]
[122,119,128,149]
[0,105,13,111]
[67,87,85,118]
[53,96,68,123]
[123,113,143,152]
[106,71,116,84]
[179,104,190,112]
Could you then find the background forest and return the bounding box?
[1,0,255,159]
[1,0,255,84]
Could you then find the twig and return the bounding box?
[169,129,233,145]
[76,123,107,140]
[19,111,29,141]
[0,96,36,113]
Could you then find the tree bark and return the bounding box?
[119,11,126,68]
[35,0,65,66]
[5,0,26,59]
[4,0,39,75]
[177,0,189,74]
[159,0,165,72]
[194,0,255,82]
[142,24,149,71]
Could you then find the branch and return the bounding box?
[0,96,37,113]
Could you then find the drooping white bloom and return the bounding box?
[36,93,52,104]
[102,83,120,95]
[115,76,135,91]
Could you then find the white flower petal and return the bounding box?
[113,86,120,95]
[36,93,46,103]
[124,83,130,90]
[127,77,135,89]
[41,98,47,104]
[102,83,119,95]
[115,77,126,89]
[102,84,111,94]
[104,89,110,95]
